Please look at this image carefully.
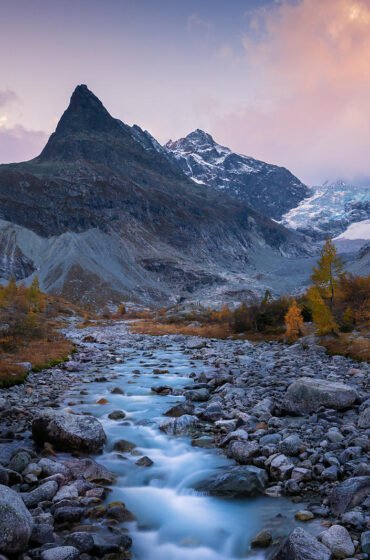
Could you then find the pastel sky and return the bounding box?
[1,0,370,185]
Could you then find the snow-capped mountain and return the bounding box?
[165,130,310,220]
[282,180,370,240]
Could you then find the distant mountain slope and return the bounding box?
[282,180,370,240]
[165,129,310,220]
[0,85,312,305]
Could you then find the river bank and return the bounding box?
[0,321,369,559]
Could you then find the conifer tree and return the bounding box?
[311,239,343,311]
[284,299,304,341]
[307,286,338,335]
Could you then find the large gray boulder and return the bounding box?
[273,527,331,560]
[32,410,106,453]
[283,377,358,414]
[195,466,267,498]
[320,525,355,558]
[0,484,33,554]
[329,476,370,515]
[159,415,200,436]
[227,441,259,464]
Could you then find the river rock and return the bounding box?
[32,410,106,453]
[361,531,370,554]
[283,377,358,414]
[22,480,58,508]
[65,532,95,553]
[251,529,273,547]
[0,484,33,554]
[227,441,259,464]
[38,458,70,477]
[329,476,370,514]
[195,466,267,498]
[273,527,331,560]
[160,415,200,436]
[40,546,80,560]
[64,457,115,484]
[358,407,370,428]
[320,525,355,558]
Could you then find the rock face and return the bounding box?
[0,484,33,554]
[166,129,310,220]
[195,466,267,498]
[0,85,311,305]
[283,377,358,414]
[273,527,331,560]
[329,476,370,515]
[32,410,106,453]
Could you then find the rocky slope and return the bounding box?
[166,129,310,220]
[0,85,313,305]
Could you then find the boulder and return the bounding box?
[283,377,358,414]
[195,466,267,498]
[32,410,106,453]
[361,531,370,554]
[159,415,200,436]
[279,434,304,456]
[0,484,33,554]
[320,525,355,558]
[329,476,370,515]
[273,527,331,560]
[64,458,115,484]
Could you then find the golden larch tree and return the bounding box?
[285,299,304,342]
[311,239,343,311]
[307,286,338,335]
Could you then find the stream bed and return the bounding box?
[63,333,310,560]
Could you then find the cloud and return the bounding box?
[186,13,213,41]
[0,89,18,107]
[212,0,370,184]
[0,125,48,163]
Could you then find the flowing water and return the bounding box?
[65,337,308,560]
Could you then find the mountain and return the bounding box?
[0,85,313,306]
[165,129,310,220]
[282,180,370,240]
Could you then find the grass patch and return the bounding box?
[130,320,233,339]
[320,332,370,362]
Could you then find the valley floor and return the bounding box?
[0,322,369,559]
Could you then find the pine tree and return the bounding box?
[284,299,304,342]
[311,239,343,311]
[307,286,338,335]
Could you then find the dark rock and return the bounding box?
[21,481,58,508]
[195,466,267,498]
[135,456,153,467]
[283,377,358,414]
[40,546,80,560]
[32,411,106,453]
[329,476,370,515]
[251,530,273,548]
[0,484,33,554]
[65,532,94,553]
[273,527,331,560]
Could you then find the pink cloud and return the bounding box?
[212,0,370,184]
[0,125,48,164]
[0,89,18,107]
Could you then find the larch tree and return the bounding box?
[311,239,343,311]
[307,286,338,335]
[284,299,304,342]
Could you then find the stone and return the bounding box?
[269,454,294,480]
[329,476,370,515]
[40,546,80,560]
[283,378,358,414]
[113,439,136,453]
[320,525,355,558]
[108,410,126,420]
[65,532,95,553]
[360,531,370,554]
[136,456,154,467]
[295,510,314,521]
[273,527,331,560]
[279,434,304,456]
[358,407,370,428]
[159,415,200,436]
[195,466,267,498]
[227,441,259,464]
[21,480,58,508]
[38,458,70,477]
[0,484,33,554]
[53,484,79,502]
[64,457,115,484]
[251,529,273,548]
[8,450,32,473]
[32,411,106,453]
[184,388,210,402]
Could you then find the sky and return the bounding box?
[0,0,369,185]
